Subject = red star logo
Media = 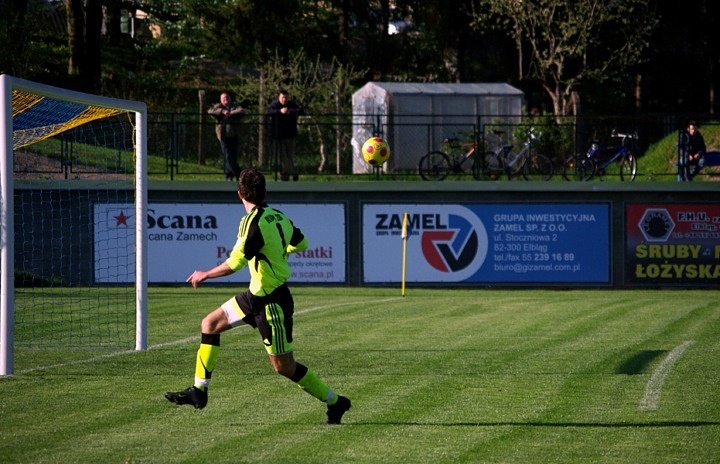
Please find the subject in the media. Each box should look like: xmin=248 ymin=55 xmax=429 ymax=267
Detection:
xmin=114 ymin=210 xmax=130 ymax=226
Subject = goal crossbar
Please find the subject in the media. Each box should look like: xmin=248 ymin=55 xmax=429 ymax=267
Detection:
xmin=0 ymin=74 xmax=148 ymax=375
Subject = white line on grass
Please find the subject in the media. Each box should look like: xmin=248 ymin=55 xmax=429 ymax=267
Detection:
xmin=639 ymin=340 xmax=694 ymax=411
xmin=16 ymin=296 xmax=402 ymax=375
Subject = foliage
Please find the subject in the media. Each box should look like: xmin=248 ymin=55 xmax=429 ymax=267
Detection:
xmin=0 ymin=1 xmax=68 ymax=81
xmin=228 ymin=48 xmax=366 ymax=171
xmin=478 ymin=0 xmax=658 ymax=117
xmin=2 ymin=1 xmax=718 ymax=122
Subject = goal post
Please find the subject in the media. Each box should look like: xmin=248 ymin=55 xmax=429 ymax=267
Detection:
xmin=0 ymin=74 xmax=148 ymax=376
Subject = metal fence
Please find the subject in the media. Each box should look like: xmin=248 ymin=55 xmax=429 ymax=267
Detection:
xmin=146 ymin=112 xmax=356 ymax=180
xmin=13 ymin=112 xmax=718 ymax=180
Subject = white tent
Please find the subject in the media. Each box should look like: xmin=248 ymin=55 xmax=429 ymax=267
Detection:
xmin=351 ymin=82 xmax=525 ymax=173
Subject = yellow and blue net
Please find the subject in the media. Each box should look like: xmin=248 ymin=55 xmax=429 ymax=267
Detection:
xmin=12 ymin=89 xmax=125 ymax=149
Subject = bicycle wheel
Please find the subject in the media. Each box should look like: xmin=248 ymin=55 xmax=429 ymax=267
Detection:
xmin=418 ymin=151 xmax=450 ymax=180
xmin=563 ymin=155 xmax=595 ymax=181
xmin=600 ymin=154 xmax=632 ymax=180
xmin=619 ymin=153 xmax=637 ymax=181
xmin=522 ymin=152 xmax=554 ymax=181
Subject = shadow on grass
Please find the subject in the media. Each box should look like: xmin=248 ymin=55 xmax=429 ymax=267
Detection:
xmin=348 ymin=421 xmax=720 ymax=428
xmin=616 ymin=350 xmax=668 ymax=375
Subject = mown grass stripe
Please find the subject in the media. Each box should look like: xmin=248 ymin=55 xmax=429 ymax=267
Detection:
xmin=14 ymin=296 xmax=403 ymax=375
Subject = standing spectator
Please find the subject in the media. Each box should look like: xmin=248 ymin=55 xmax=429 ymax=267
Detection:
xmin=267 ymin=89 xmax=304 ymax=181
xmin=208 ymin=92 xmax=245 ymax=181
xmin=678 ymin=120 xmax=706 ymax=181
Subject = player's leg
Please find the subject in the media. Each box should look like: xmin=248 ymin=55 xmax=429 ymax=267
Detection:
xmin=165 ymin=297 xmax=244 ymax=409
xmin=260 ymin=290 xmax=351 ymax=424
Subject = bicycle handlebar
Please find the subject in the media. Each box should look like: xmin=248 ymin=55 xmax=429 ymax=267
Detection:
xmin=527 ymin=128 xmax=542 ymax=141
xmin=611 ymin=129 xmax=638 ymax=140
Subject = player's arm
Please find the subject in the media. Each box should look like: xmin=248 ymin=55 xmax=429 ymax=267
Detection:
xmin=286 ymin=226 xmax=308 ymax=254
xmin=186 ymin=262 xmax=234 ymax=288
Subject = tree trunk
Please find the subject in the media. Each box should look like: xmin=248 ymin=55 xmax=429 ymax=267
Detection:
xmin=66 ymin=0 xmax=84 ymax=77
xmin=335 ymin=81 xmax=343 ymax=174
xmin=198 ymin=90 xmax=206 ymax=165
xmin=65 ymin=0 xmax=102 ymax=92
xmin=85 ymin=0 xmax=102 ymax=92
xmin=258 ymin=67 xmax=267 ymax=167
xmin=635 ymin=73 xmax=643 ymax=113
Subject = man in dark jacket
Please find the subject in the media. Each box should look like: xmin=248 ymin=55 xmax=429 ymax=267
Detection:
xmin=678 ymin=120 xmax=706 ymax=181
xmin=208 ymin=92 xmax=245 ymax=181
xmin=267 ymin=89 xmax=304 ymax=181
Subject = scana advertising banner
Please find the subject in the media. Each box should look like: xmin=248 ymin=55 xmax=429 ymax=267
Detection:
xmin=363 ymin=203 xmax=610 ymax=284
xmin=94 ymin=203 xmax=346 ymax=284
xmin=625 ymin=203 xmax=720 ymax=285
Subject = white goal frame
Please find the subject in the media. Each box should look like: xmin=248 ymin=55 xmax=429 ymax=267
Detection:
xmin=0 ymin=74 xmax=148 ymax=376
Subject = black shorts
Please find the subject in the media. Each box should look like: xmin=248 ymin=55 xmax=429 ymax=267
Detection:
xmin=221 ymin=284 xmax=295 ymax=355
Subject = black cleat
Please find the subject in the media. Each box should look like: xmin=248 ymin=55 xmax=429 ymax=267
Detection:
xmin=165 ymin=386 xmax=208 ymax=410
xmin=326 ymin=395 xmax=351 ymax=425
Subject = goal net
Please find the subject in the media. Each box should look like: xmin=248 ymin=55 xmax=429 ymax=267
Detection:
xmin=1 ymin=75 xmax=148 ymax=375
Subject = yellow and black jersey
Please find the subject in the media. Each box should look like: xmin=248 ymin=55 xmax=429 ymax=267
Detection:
xmin=225 ymin=204 xmax=307 ymax=295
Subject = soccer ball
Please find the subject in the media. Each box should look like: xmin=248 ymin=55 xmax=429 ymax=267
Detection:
xmin=361 ymin=137 xmax=391 ymax=166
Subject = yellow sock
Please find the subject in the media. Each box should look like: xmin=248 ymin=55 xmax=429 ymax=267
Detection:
xmin=291 ymin=363 xmax=337 ymax=404
xmin=194 ymin=333 xmax=220 ymax=390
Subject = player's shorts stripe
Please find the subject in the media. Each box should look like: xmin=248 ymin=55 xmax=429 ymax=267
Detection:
xmin=267 ymin=302 xmax=285 ymax=354
xmin=275 ymin=303 xmax=286 ymax=353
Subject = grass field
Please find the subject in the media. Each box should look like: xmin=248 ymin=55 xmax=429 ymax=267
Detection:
xmin=1 ymin=287 xmax=719 ymax=463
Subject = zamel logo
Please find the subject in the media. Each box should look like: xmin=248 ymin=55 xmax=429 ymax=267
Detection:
xmin=422 ymin=215 xmax=476 ymax=271
xmin=418 ymin=205 xmax=488 ymax=280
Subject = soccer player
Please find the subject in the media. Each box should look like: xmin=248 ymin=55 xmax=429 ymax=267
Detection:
xmin=165 ymin=168 xmax=351 ymax=425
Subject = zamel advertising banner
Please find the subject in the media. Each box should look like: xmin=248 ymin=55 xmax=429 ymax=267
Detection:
xmin=626 ymin=203 xmax=720 ymax=285
xmin=94 ymin=203 xmax=346 ymax=284
xmin=363 ymin=203 xmax=610 ymax=284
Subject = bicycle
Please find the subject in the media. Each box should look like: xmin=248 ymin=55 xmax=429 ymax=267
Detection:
xmin=477 ymin=128 xmax=554 ymax=181
xmin=563 ymin=130 xmax=638 ymax=181
xmin=418 ymin=132 xmax=481 ymax=180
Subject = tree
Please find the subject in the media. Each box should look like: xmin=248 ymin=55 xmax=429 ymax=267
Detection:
xmin=411 ymin=0 xmax=479 ymax=82
xmin=232 ymin=49 xmax=365 ymax=172
xmin=478 ymin=0 xmax=658 ymax=117
xmin=641 ymin=0 xmax=720 ymax=114
xmin=0 ymin=1 xmax=67 ymax=81
xmin=65 ymin=0 xmax=103 ymax=92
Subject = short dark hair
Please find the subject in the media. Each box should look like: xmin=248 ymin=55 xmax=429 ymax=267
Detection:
xmin=238 ymin=168 xmax=266 ymax=204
